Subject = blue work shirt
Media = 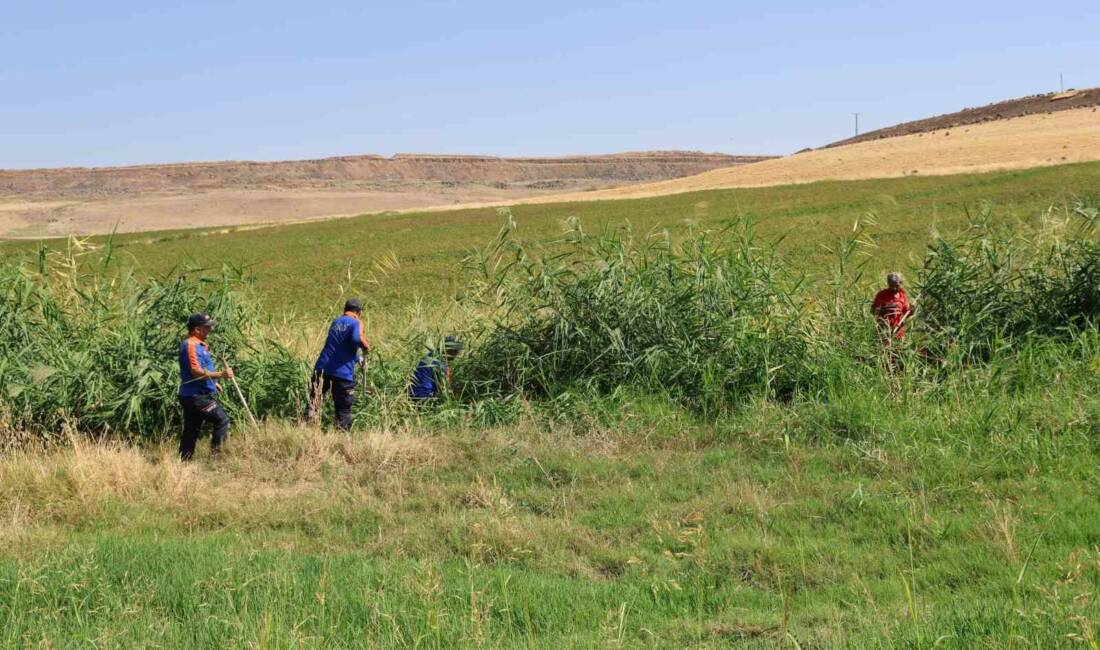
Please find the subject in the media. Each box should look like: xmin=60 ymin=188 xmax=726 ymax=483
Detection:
xmin=314 ymin=312 xmax=370 ymax=381
xmin=409 ymin=352 xmax=449 ymax=399
xmin=179 ymin=336 xmax=217 ymax=397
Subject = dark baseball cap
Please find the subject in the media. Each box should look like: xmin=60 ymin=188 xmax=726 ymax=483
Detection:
xmin=443 ymin=335 xmax=464 ymax=351
xmin=344 ymin=298 xmax=363 ymax=313
xmin=186 ymin=313 xmax=216 ymax=329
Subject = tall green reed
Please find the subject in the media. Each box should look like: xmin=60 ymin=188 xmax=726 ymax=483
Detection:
xmin=455 ymin=217 xmax=849 ymax=413
xmin=916 ymin=198 xmax=1100 ymax=360
xmin=1 ymin=198 xmax=1096 ymax=441
xmin=0 ymin=237 xmax=304 ymax=441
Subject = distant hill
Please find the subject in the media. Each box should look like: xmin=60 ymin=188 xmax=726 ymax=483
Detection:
xmin=0 ymin=151 xmax=771 ymax=199
xmin=824 ymin=87 xmax=1100 ymax=148
xmin=0 ymin=151 xmax=773 ymax=238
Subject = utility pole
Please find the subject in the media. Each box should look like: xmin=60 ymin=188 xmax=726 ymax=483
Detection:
xmin=853 ymin=112 xmax=860 ymax=136
xmin=1060 ymin=73 xmax=1064 ymax=93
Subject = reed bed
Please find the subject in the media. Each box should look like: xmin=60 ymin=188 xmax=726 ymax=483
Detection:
xmin=1 ymin=200 xmax=1097 ymax=442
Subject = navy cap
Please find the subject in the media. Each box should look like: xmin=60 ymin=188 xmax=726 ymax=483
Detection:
xmin=344 ymin=298 xmax=363 ymax=313
xmin=443 ymin=335 xmax=464 ymax=351
xmin=187 ymin=313 xmax=216 ymax=329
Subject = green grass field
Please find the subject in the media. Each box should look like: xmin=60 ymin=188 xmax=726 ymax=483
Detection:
xmin=3 ymin=162 xmax=1100 ymax=647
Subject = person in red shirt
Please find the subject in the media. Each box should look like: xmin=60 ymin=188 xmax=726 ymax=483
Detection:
xmin=871 ymin=272 xmax=914 ymax=342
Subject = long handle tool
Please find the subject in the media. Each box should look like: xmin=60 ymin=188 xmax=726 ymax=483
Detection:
xmin=221 ymin=355 xmax=258 ymax=426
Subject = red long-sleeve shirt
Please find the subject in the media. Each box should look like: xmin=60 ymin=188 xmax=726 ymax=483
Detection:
xmin=872 ymin=288 xmax=912 ymax=340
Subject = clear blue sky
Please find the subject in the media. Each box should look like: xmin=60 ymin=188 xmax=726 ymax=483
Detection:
xmin=2 ymin=1 xmax=1097 ymax=168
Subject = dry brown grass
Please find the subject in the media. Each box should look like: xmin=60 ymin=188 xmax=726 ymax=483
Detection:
xmin=0 ymin=423 xmax=446 ymax=535
xmin=0 ymin=417 xmax=724 ymax=579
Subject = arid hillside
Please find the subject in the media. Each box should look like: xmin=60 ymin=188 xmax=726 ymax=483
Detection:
xmin=825 ymin=87 xmax=1100 ymax=148
xmin=0 ymin=152 xmax=768 ymax=237
xmin=521 ymin=106 xmax=1100 ymax=203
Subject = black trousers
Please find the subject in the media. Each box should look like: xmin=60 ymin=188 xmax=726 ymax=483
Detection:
xmin=306 ymin=371 xmax=356 ymax=430
xmin=179 ymin=394 xmax=230 ymax=460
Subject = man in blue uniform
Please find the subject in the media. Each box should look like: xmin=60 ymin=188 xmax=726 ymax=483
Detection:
xmin=178 ymin=313 xmax=234 ymax=460
xmin=409 ymin=336 xmax=463 ymax=401
xmin=307 ymin=299 xmax=371 ymax=430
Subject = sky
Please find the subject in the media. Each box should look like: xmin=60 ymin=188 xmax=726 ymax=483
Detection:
xmin=2 ymin=1 xmax=1098 ymax=168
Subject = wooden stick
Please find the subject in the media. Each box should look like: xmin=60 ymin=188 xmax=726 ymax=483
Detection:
xmin=221 ymin=355 xmax=258 ymax=427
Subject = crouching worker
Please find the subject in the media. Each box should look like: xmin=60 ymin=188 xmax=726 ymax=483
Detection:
xmin=306 ymin=299 xmax=371 ymax=430
xmin=409 ymin=336 xmax=463 ymax=402
xmin=178 ymin=313 xmax=234 ymax=460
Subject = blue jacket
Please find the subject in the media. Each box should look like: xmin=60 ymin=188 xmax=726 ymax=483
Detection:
xmin=314 ymin=312 xmax=370 ymax=381
xmin=410 ymin=352 xmax=449 ymax=399
xmin=179 ymin=336 xmax=217 ymax=397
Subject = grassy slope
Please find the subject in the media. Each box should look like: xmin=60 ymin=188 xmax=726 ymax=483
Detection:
xmin=3 ymin=162 xmax=1100 ymax=647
